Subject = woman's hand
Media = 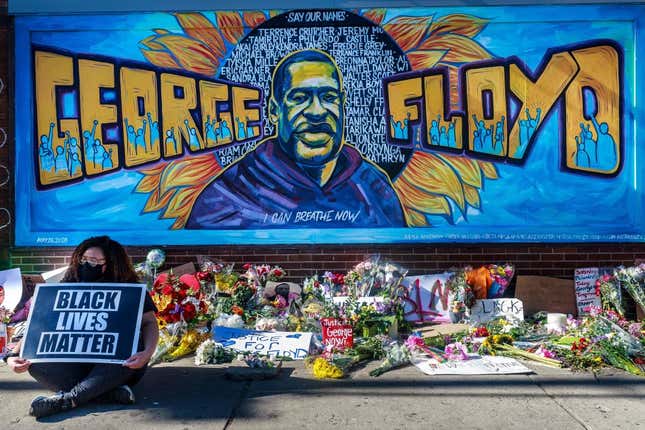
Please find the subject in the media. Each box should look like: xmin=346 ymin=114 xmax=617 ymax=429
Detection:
xmin=7 ymin=356 xmax=31 ymax=373
xmin=123 ymin=350 xmax=153 ymax=369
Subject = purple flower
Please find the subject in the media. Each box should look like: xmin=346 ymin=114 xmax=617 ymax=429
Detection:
xmin=628 ymin=323 xmax=642 ymax=338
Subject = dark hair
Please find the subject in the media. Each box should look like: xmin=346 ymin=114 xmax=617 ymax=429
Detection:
xmin=271 ymin=49 xmax=342 ymax=101
xmin=61 ymin=235 xmax=139 ymax=283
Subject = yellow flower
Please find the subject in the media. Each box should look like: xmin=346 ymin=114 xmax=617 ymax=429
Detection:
xmin=312 ymin=358 xmax=344 ymax=379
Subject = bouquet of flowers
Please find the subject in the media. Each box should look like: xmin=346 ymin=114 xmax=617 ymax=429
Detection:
xmin=369 ymin=341 xmax=413 ymax=377
xmin=194 ymin=339 xmax=236 ymax=365
xmin=151 ymin=272 xmax=208 ymax=326
xmin=596 ymin=273 xmax=625 ymax=315
xmin=345 ymin=256 xmax=407 ymax=299
xmin=149 ymin=272 xmax=209 ymax=363
xmin=486 ymin=263 xmax=514 ymax=298
xmin=446 ymin=269 xmax=475 ymax=310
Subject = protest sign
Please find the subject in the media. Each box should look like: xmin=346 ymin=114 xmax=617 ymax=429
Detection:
xmin=321 ymin=318 xmax=353 ymax=350
xmin=21 ymin=283 xmax=146 ymax=363
xmin=574 ymin=268 xmax=604 ymax=315
xmin=213 ymin=326 xmax=312 ymax=359
xmin=470 ymin=299 xmax=524 ymax=323
xmin=0 ymin=268 xmax=24 ymax=312
xmin=413 ymin=355 xmax=532 ymax=375
xmin=402 ymin=272 xmax=454 ymax=323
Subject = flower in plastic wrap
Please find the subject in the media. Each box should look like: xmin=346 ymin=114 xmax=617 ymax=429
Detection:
xmin=444 ymin=342 xmax=469 ymax=361
xmin=312 ymin=357 xmax=344 ymax=379
xmin=146 ymin=248 xmax=166 ymax=269
xmin=369 ymin=343 xmax=412 ymax=377
xmin=214 ymin=313 xmax=244 ymax=328
xmin=255 ymin=317 xmax=283 ymax=331
xmin=241 ymin=352 xmax=277 ymax=368
xmin=195 ymin=339 xmax=235 ymax=365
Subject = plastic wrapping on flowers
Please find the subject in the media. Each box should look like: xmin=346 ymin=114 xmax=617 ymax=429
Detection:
xmin=149 ymin=272 xmax=210 ymax=364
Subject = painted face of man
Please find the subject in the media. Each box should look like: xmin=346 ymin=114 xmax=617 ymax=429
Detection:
xmin=271 ymin=60 xmax=345 ymax=166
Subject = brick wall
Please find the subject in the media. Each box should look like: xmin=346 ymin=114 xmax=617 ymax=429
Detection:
xmin=9 ymin=243 xmax=645 ymax=282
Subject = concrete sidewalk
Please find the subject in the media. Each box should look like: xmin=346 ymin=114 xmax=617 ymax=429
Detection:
xmin=1 ymin=358 xmax=644 ymax=430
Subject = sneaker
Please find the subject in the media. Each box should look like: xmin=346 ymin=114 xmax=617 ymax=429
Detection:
xmin=95 ymin=385 xmax=135 ymax=405
xmin=29 ymin=392 xmax=74 ymax=418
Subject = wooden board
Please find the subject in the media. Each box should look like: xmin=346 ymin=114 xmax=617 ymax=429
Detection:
xmin=514 ymin=275 xmax=578 ymax=317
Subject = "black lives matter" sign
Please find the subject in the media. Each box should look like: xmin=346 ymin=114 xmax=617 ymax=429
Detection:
xmin=21 ymin=283 xmax=146 ymax=363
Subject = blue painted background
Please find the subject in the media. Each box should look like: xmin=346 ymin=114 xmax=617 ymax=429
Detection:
xmin=13 ymin=5 xmax=645 ymax=245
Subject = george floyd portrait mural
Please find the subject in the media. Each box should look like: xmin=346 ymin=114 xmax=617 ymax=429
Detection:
xmin=13 ymin=6 xmax=645 ymax=245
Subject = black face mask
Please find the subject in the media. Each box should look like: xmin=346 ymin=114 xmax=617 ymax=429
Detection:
xmin=78 ymin=262 xmax=105 ymax=282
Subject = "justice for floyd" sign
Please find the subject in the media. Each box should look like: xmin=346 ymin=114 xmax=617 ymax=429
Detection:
xmin=21 ymin=283 xmax=146 ymax=363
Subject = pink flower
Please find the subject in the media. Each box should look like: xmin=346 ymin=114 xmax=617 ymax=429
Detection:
xmin=535 ymin=346 xmax=556 ymax=359
xmin=587 ymin=305 xmax=602 ymax=317
xmin=404 ymin=335 xmax=425 ymax=351
xmin=444 ymin=342 xmax=469 ymax=361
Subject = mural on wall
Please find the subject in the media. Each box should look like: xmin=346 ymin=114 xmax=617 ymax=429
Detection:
xmin=13 ymin=5 xmax=645 ymax=245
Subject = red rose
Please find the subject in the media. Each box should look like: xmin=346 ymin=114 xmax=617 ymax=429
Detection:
xmin=196 ymin=271 xmax=211 ymax=282
xmin=243 ymin=263 xmax=252 ymax=270
xmin=182 ymin=302 xmax=197 ymax=321
xmin=273 ymin=268 xmax=283 ymax=277
xmin=161 ymin=285 xmax=174 ymax=296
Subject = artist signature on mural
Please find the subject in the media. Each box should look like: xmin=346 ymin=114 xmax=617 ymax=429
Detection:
xmin=36 ymin=237 xmax=69 ymax=244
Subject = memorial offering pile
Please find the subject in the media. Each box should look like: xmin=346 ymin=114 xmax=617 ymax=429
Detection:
xmin=139 ymin=252 xmax=644 ymax=378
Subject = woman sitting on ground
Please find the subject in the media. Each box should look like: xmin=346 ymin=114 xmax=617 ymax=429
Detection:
xmin=4 ymin=235 xmax=159 ymax=418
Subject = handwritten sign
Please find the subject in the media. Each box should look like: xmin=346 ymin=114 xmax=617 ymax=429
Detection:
xmin=321 ymin=318 xmax=353 ymax=350
xmin=213 ymin=326 xmax=313 ymax=359
xmin=402 ymin=273 xmax=454 ymax=323
xmin=413 ymin=354 xmax=532 ymax=375
xmin=470 ymin=299 xmax=524 ymax=323
xmin=574 ymin=268 xmax=602 ymax=315
xmin=21 ymin=283 xmax=146 ymax=363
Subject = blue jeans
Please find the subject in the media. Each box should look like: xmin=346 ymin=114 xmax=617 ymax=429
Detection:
xmin=28 ymin=362 xmax=146 ymax=405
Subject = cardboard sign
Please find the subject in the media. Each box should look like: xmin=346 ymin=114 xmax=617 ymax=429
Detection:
xmin=574 ymin=268 xmax=603 ymax=315
xmin=21 ymin=283 xmax=146 ymax=363
xmin=413 ymin=354 xmax=532 ymax=375
xmin=213 ymin=326 xmax=312 ymax=359
xmin=470 ymin=299 xmax=524 ymax=323
xmin=320 ymin=318 xmax=353 ymax=350
xmin=161 ymin=262 xmax=197 ymax=277
xmin=0 ymin=268 xmax=24 ymax=312
xmin=402 ymin=273 xmax=454 ymax=323
xmin=514 ymin=276 xmax=577 ymax=317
